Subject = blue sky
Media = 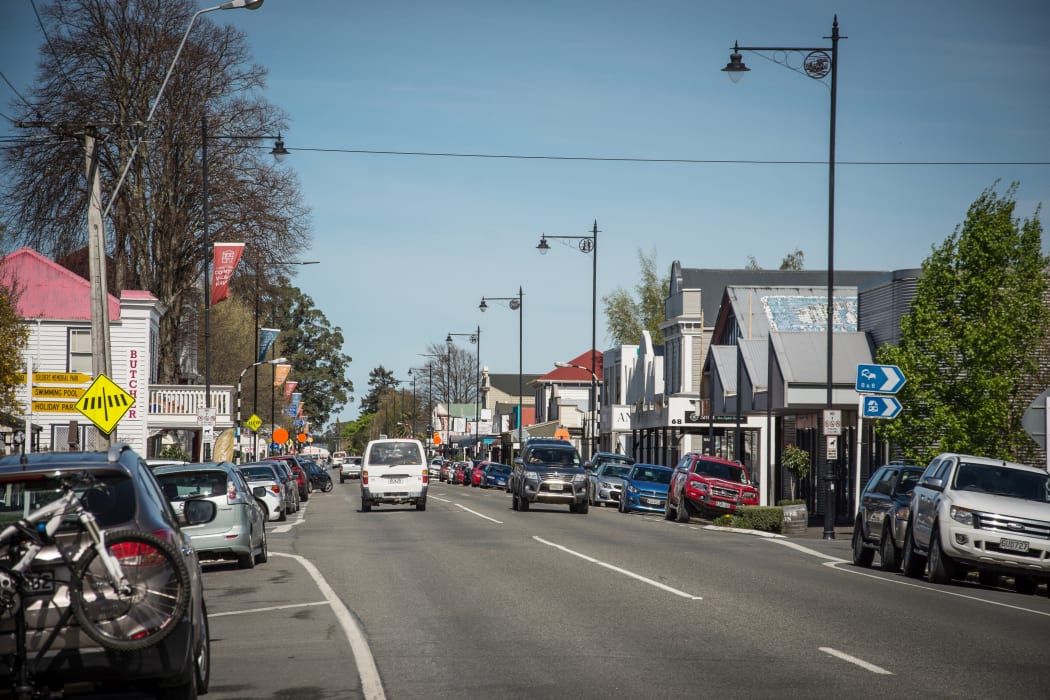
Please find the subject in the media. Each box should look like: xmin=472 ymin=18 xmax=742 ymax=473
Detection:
xmin=2 ymin=0 xmax=1049 ymax=427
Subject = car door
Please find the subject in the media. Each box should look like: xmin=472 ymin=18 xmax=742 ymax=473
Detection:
xmin=913 ymin=457 xmax=950 ymax=546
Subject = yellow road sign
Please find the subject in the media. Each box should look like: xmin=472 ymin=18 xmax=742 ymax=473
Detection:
xmin=15 ymin=372 xmax=92 ymax=384
xmin=246 ymin=414 xmax=262 ymax=432
xmin=75 ymin=374 xmax=135 ymax=435
xmin=32 ymin=401 xmax=81 ymax=414
xmin=32 ymin=386 xmax=85 ymax=400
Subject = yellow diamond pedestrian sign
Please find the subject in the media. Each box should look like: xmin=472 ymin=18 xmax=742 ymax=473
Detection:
xmin=75 ymin=373 xmax=135 ymax=435
xmin=246 ymin=414 xmax=262 ymax=432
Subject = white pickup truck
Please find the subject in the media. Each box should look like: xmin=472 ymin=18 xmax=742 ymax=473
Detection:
xmin=902 ymin=452 xmax=1050 ymax=594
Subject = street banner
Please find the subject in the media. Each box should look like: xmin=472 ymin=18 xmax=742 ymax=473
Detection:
xmin=258 ymin=328 xmax=280 ymax=363
xmin=211 ymin=242 xmax=245 ymax=304
xmin=273 ymin=364 xmax=291 ymax=388
xmin=285 ymin=381 xmax=298 ymax=402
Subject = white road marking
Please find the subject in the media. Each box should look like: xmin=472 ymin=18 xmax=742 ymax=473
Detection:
xmin=819 ymin=647 xmax=893 ymax=675
xmin=271 ymin=504 xmax=308 ymax=533
xmin=209 ymin=600 xmax=328 ymax=618
xmin=772 ymin=539 xmax=849 ymax=562
xmin=455 ymin=503 xmax=503 ymax=524
xmin=430 ymin=495 xmax=452 ymax=503
xmin=271 ymin=552 xmax=386 ymax=700
xmin=533 ymin=536 xmax=703 ymax=600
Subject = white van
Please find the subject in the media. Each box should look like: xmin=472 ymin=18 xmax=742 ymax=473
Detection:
xmin=360 ymin=438 xmax=429 ymax=512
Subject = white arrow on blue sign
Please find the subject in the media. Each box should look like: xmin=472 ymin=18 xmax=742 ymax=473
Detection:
xmin=862 ymin=395 xmax=902 ymax=419
xmin=856 ymin=364 xmax=906 ymax=394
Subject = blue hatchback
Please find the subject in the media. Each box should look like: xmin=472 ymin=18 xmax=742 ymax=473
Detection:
xmin=619 ymin=464 xmax=673 ymax=514
xmin=481 ymin=463 xmax=512 ymax=490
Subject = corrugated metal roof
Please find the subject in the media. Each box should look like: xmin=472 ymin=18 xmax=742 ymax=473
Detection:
xmin=770 ymin=332 xmax=873 ymax=384
xmin=3 ymin=247 xmax=120 ymax=321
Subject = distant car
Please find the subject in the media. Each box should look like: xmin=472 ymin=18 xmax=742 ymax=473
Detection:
xmin=470 ymin=462 xmax=486 ymax=487
xmin=584 ymin=451 xmax=635 ymax=472
xmin=239 ymin=462 xmax=290 ymax=521
xmin=153 ymin=462 xmax=268 ymax=570
xmin=301 ymin=459 xmax=334 ymax=492
xmin=481 ymin=463 xmax=512 ymax=489
xmin=588 ymin=462 xmax=633 ymax=506
xmin=428 ymin=458 xmax=443 ymax=479
xmin=439 ymin=460 xmax=454 ymax=483
xmin=451 ymin=462 xmax=471 ymax=485
xmin=620 ymin=464 xmax=673 ymax=514
xmin=266 ymin=455 xmax=311 ymax=501
xmin=0 ymin=445 xmax=213 ymax=697
xmin=268 ymin=459 xmax=301 ymax=513
xmin=340 ymin=455 xmax=363 ymax=482
xmin=850 ymin=462 xmax=925 ymax=572
xmin=360 ymin=438 xmax=429 ymax=511
xmin=332 ymin=451 xmax=347 ymax=467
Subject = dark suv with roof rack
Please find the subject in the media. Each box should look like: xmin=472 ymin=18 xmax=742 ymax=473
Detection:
xmin=510 ymin=438 xmax=589 ymax=513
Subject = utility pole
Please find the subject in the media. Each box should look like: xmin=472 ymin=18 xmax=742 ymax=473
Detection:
xmin=85 ymin=127 xmax=113 ymax=449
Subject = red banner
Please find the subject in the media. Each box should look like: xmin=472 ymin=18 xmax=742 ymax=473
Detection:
xmin=211 ymin=242 xmax=245 ymax=304
xmin=284 ymin=381 xmax=298 ymax=402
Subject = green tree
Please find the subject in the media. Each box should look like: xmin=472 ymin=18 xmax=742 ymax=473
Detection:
xmin=0 ymin=275 xmax=30 ymax=417
xmin=746 ymin=248 xmax=804 ymax=270
xmin=360 ymin=367 xmax=397 ymax=415
xmin=603 ymin=249 xmax=667 ymax=346
xmin=876 ymin=183 xmax=1048 ymax=463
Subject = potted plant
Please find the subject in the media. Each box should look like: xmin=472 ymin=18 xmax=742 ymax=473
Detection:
xmin=779 ymin=444 xmax=811 ymax=535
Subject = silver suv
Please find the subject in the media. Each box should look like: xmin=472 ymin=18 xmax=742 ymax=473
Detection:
xmin=902 ymin=453 xmax=1050 ymax=593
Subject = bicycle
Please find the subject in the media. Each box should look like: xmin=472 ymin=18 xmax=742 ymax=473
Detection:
xmin=0 ymin=470 xmax=191 ymax=691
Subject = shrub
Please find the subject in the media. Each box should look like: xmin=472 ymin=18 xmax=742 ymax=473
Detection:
xmin=735 ymin=506 xmax=784 ymax=533
xmin=712 ymin=514 xmax=735 ymax=527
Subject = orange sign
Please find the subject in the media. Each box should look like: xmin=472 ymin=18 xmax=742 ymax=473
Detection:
xmin=297 ymin=432 xmax=307 ymax=443
xmin=554 ymin=428 xmax=570 ymax=441
xmin=433 ymin=432 xmax=442 ymax=445
xmin=272 ymin=427 xmax=289 ymax=444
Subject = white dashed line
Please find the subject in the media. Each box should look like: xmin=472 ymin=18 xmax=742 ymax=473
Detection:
xmin=819 ymin=647 xmax=893 ymax=675
xmin=454 ymin=503 xmax=503 ymax=524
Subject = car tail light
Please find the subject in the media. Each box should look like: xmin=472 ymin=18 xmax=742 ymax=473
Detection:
xmin=111 ymin=537 xmax=170 ymax=566
xmin=362 ymin=471 xmax=369 ymax=485
xmin=422 ymin=469 xmax=429 ymax=484
xmin=227 ymin=479 xmax=244 ymax=505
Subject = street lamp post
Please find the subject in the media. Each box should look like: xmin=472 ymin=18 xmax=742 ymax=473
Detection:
xmin=447 ymin=327 xmax=481 ymax=459
xmin=237 ymin=356 xmax=286 ymax=464
xmin=252 ymin=259 xmax=318 ymax=459
xmin=537 ymin=221 xmax=599 ymax=458
xmin=723 ymin=16 xmax=844 ymax=539
xmin=419 ymin=353 xmax=445 ymax=453
xmin=480 ymin=287 xmax=524 ymax=461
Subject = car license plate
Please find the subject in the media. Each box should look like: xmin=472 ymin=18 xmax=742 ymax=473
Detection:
xmin=25 ymin=572 xmax=55 ymax=595
xmin=999 ymin=537 xmax=1029 ymax=553
xmin=643 ymin=498 xmax=663 ymax=505
xmin=387 ymin=478 xmax=403 ymax=485
xmin=548 ymin=483 xmax=563 ymax=492
xmin=715 ymin=500 xmax=731 ymax=508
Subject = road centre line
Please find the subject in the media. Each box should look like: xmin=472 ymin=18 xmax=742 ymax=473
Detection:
xmin=819 ymin=647 xmax=893 ymax=675
xmin=533 ymin=536 xmax=703 ymax=600
xmin=430 ymin=495 xmax=452 ymax=502
xmin=454 ymin=503 xmax=503 ymax=524
xmin=209 ymin=600 xmax=328 ymax=618
xmin=271 ymin=552 xmax=386 ymax=700
xmin=822 ymin=560 xmax=1050 ymax=618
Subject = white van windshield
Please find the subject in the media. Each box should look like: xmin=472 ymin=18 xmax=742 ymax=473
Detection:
xmin=368 ymin=442 xmax=424 ymax=466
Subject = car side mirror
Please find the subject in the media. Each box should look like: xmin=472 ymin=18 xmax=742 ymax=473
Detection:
xmin=514 ymin=457 xmax=524 ymax=466
xmin=184 ymin=498 xmax=217 ymax=526
xmin=921 ymin=477 xmax=945 ymax=492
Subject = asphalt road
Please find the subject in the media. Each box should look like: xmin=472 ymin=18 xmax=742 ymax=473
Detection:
xmin=54 ymin=475 xmax=1050 ymax=699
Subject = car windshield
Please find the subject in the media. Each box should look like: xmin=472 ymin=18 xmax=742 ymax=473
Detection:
xmin=0 ymin=471 xmax=135 ymax=529
xmin=527 ymin=448 xmax=579 ymax=466
xmin=599 ymin=464 xmax=632 ymax=478
xmin=696 ymin=460 xmax=748 ymax=483
xmin=953 ymin=462 xmax=1050 ymax=502
xmin=241 ymin=466 xmax=278 ymax=481
xmin=631 ymin=468 xmax=672 ymax=484
xmin=155 ymin=471 xmax=227 ymax=501
xmin=367 ymin=442 xmax=424 ymax=466
xmin=896 ymin=469 xmax=922 ymax=493
xmin=488 ymin=465 xmax=511 ymax=475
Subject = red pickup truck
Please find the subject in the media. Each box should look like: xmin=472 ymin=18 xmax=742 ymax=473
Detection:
xmin=665 ymin=453 xmax=759 ymax=522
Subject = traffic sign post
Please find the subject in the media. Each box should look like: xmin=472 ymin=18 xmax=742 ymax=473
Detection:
xmin=861 ymin=395 xmax=902 ymax=419
xmin=856 ymin=364 xmax=906 ymax=394
xmin=74 ymin=374 xmax=135 ymax=436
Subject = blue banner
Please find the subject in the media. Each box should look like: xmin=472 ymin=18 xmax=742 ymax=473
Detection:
xmin=258 ymin=328 xmax=280 ymax=363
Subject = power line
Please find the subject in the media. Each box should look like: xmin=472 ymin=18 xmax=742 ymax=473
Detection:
xmin=0 ymin=70 xmax=30 ymax=106
xmin=30 ymin=0 xmax=79 ymax=97
xmin=287 ymin=146 xmax=1050 ymax=167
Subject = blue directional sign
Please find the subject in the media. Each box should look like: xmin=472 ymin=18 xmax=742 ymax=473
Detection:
xmin=856 ymin=364 xmax=906 ymax=394
xmin=862 ymin=396 xmax=902 ymax=419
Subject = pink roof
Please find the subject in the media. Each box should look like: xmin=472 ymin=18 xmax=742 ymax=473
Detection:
xmin=537 ymin=350 xmax=603 ymax=382
xmin=2 ymin=247 xmax=120 ymax=321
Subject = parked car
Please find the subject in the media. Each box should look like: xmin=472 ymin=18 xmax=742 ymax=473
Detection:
xmin=902 ymin=453 xmax=1050 ymax=593
xmin=301 ymin=458 xmax=334 ymax=492
xmin=439 ymin=460 xmax=454 ymax=483
xmin=360 ymin=438 xmax=429 ymax=511
xmin=268 ymin=458 xmax=301 ymax=513
xmin=0 ymin=445 xmax=214 ymax=698
xmin=428 ymin=458 xmax=443 ymax=479
xmin=481 ymin=462 xmax=512 ymax=489
xmin=153 ymin=462 xmax=268 ymax=570
xmin=267 ymin=455 xmax=310 ymax=501
xmin=239 ymin=462 xmax=291 ymax=521
xmin=470 ymin=462 xmax=486 ymax=487
xmin=850 ymin=462 xmax=925 ymax=571
xmin=588 ymin=462 xmax=633 ymax=506
xmin=584 ymin=451 xmax=635 ymax=471
xmin=510 ymin=438 xmax=589 ymax=513
xmin=619 ymin=464 xmax=674 ymax=514
xmin=451 ymin=461 xmax=471 ymax=485
xmin=340 ymin=455 xmax=363 ymax=482
xmin=665 ymin=453 xmax=758 ymax=522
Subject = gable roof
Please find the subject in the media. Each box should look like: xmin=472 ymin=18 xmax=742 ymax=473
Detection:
xmin=535 ymin=349 xmax=603 ymax=383
xmin=2 ymin=247 xmax=120 ymax=321
xmin=488 ymin=372 xmax=542 ymax=395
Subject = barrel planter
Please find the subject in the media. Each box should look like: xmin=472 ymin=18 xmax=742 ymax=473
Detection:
xmin=781 ymin=503 xmax=808 ymax=536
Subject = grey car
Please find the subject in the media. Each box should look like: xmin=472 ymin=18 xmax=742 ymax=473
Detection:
xmin=154 ymin=462 xmax=268 ymax=569
xmin=850 ymin=462 xmax=924 ymax=572
xmin=588 ymin=462 xmax=633 ymax=506
xmin=240 ymin=462 xmax=290 ymax=521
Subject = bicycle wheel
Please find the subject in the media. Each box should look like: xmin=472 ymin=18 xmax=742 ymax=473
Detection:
xmin=70 ymin=530 xmax=190 ymax=652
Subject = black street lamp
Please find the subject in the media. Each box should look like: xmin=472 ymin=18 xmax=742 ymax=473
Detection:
xmin=479 ymin=287 xmax=524 ymax=460
xmin=723 ymin=16 xmax=844 ymax=539
xmin=447 ymin=327 xmax=481 ymax=459
xmin=419 ymin=353 xmax=445 ymax=451
xmin=537 ymin=221 xmax=599 ymax=458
